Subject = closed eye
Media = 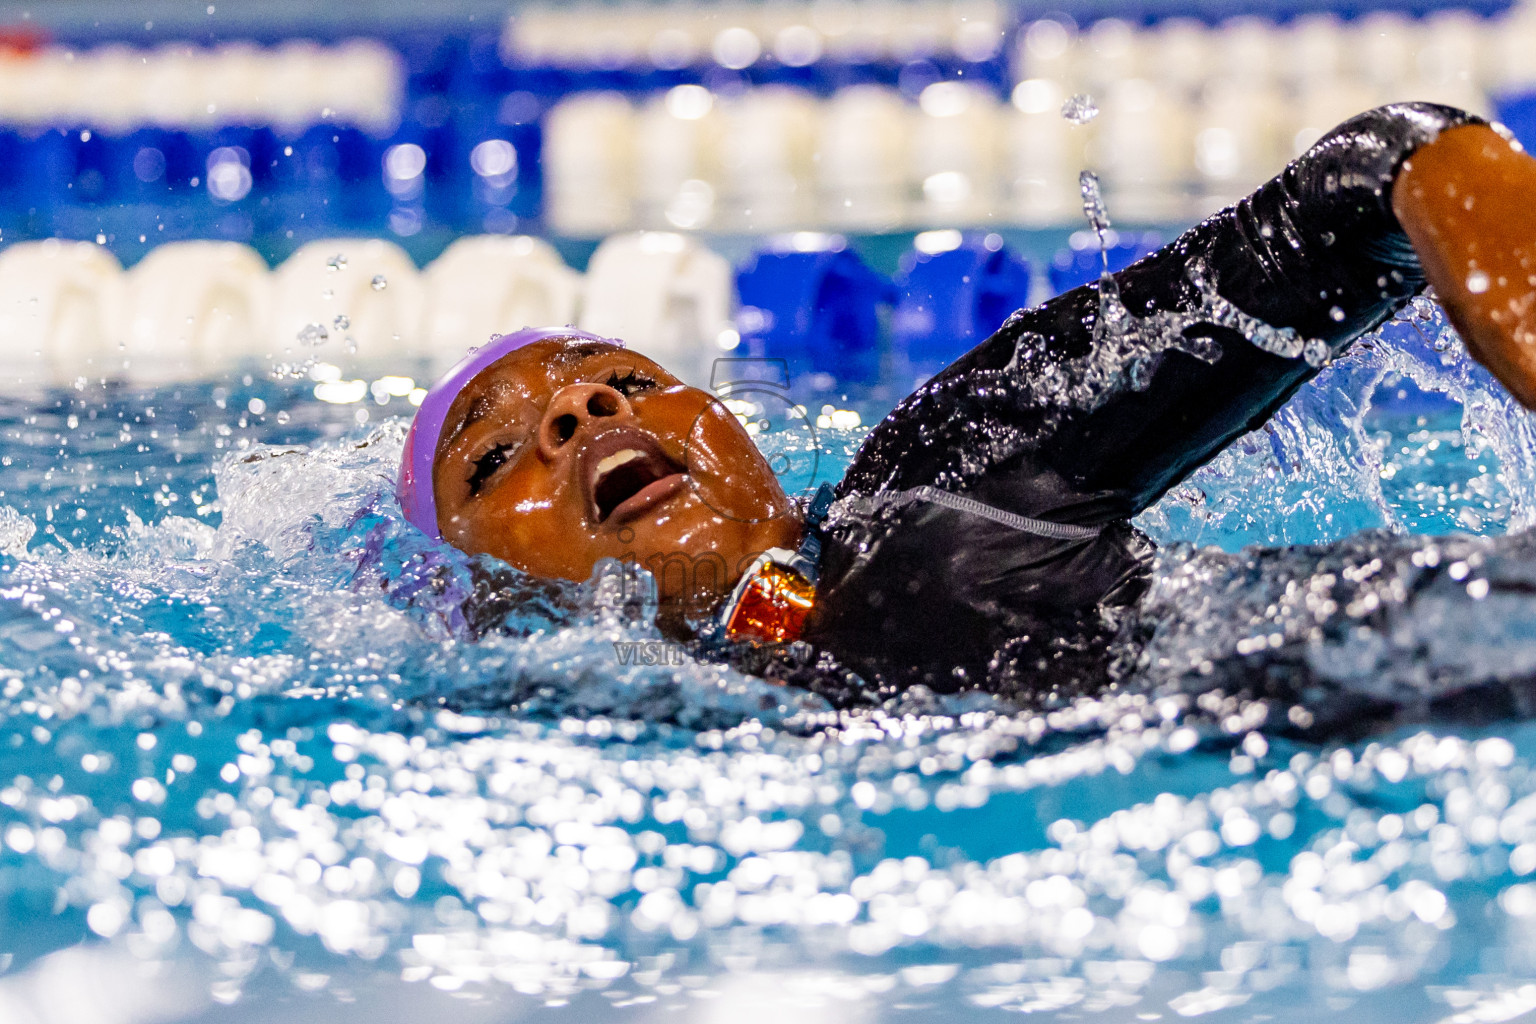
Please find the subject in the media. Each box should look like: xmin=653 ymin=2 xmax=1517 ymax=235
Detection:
xmin=467 ymin=442 xmax=517 ymax=495
xmin=603 ymin=369 xmax=657 ymax=396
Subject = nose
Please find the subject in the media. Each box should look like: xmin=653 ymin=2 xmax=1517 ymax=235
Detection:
xmin=537 ymin=382 xmax=631 ymax=459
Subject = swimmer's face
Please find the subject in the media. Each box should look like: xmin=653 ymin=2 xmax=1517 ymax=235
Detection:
xmin=433 ymin=339 xmax=802 ymax=623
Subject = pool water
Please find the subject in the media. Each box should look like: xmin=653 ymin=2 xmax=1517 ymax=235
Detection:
xmin=5 ymin=307 xmax=1536 ymax=1022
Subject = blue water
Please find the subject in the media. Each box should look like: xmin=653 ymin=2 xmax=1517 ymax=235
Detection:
xmin=6 ymin=308 xmax=1536 ymax=1022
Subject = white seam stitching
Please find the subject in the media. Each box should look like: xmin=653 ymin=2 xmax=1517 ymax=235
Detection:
xmin=834 ymin=487 xmax=1103 ymax=542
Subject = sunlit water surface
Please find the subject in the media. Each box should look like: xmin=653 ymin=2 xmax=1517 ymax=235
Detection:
xmin=6 ymin=310 xmax=1536 ymax=1022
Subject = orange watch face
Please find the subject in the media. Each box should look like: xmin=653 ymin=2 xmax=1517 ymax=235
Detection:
xmin=723 ymin=561 xmax=816 ymax=644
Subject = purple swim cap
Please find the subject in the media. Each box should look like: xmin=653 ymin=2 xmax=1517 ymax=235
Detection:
xmin=397 ymin=327 xmax=622 ymax=539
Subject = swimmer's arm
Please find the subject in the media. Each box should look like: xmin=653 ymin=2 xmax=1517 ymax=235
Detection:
xmin=1394 ymin=123 xmax=1536 ymax=408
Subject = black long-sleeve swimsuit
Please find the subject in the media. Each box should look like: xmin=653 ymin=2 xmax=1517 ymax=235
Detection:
xmin=801 ymin=103 xmax=1484 ymax=701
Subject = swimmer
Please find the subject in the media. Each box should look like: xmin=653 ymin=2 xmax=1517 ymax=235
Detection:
xmin=398 ymin=103 xmax=1536 ymax=701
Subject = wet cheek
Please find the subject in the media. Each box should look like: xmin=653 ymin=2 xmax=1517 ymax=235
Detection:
xmin=499 ymin=516 xmax=597 ymax=578
xmin=697 ymin=448 xmax=788 ymax=519
xmin=478 ymin=479 xmax=575 ymax=555
xmin=661 ymin=509 xmax=727 ymax=546
xmin=690 ymin=420 xmax=764 ymax=482
xmin=510 ymin=497 xmax=555 ymax=515
xmin=623 ymin=503 xmax=726 ymax=555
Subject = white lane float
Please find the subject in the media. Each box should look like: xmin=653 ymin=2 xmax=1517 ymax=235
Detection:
xmin=0 ymin=240 xmax=125 ymax=389
xmin=714 ymin=86 xmax=818 ymax=233
xmin=271 ymin=238 xmax=425 ymax=369
xmin=542 ymin=93 xmax=637 ymax=238
xmin=911 ymin=81 xmax=1004 ymax=226
xmin=579 ymin=231 xmax=734 ymax=387
xmin=422 ymin=235 xmax=582 ymax=376
xmin=122 ymin=241 xmax=272 ymax=383
xmin=816 ymin=85 xmax=909 ymax=231
xmin=1006 ymin=77 xmax=1084 ymax=225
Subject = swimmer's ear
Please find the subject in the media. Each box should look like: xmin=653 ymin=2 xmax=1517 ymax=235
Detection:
xmin=1394 ymin=123 xmax=1536 ymax=409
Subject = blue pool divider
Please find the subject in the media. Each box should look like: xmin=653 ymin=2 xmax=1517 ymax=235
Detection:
xmin=1494 ymin=90 xmax=1536 ymax=155
xmin=735 ymin=242 xmax=893 ymax=385
xmin=892 ymin=235 xmax=1032 ymax=379
xmin=0 ymin=5 xmax=1519 ymax=261
xmin=736 ymin=235 xmax=1043 ymax=387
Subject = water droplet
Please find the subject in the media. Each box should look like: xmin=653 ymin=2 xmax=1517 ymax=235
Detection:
xmin=1079 ymin=170 xmax=1110 ymax=231
xmin=297 ymin=323 xmax=329 ymax=346
xmin=1467 ymin=270 xmax=1490 ymax=294
xmin=333 ymin=314 xmax=351 ymax=330
xmin=1061 ymin=93 xmax=1098 ymax=124
xmin=1329 ymin=306 xmax=1346 ymax=322
xmin=1078 ymin=171 xmax=1113 ymax=273
xmin=370 ymin=275 xmax=388 ymax=291
xmin=326 ymin=254 xmax=347 ymax=272
xmin=1321 ymin=231 xmax=1336 ymax=246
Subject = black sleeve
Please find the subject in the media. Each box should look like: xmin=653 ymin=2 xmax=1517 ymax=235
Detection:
xmin=804 ymin=104 xmax=1483 ymax=693
xmin=839 ymin=102 xmax=1485 ymax=520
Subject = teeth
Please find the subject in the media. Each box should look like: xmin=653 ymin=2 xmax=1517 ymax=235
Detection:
xmin=594 ymin=449 xmax=643 ymax=479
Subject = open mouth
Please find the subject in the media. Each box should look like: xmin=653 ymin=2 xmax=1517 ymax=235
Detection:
xmin=582 ymin=429 xmax=688 ymax=525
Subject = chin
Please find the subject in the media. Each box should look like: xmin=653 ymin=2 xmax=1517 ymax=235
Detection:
xmin=611 ymin=524 xmax=767 ymax=623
